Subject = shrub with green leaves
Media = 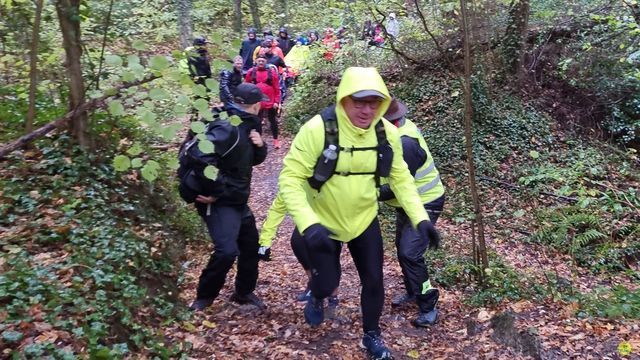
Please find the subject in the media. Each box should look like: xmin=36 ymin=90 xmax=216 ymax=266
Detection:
xmin=0 ymin=138 xmax=194 ymax=357
xmin=578 ymin=285 xmax=640 ymax=319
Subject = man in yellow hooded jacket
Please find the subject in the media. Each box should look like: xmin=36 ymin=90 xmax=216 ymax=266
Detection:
xmin=278 ymin=67 xmax=440 ymax=360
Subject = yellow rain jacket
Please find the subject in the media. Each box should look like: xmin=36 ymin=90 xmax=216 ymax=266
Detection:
xmin=258 ymin=193 xmax=287 ymax=247
xmin=284 ymin=45 xmax=310 ymax=72
xmin=279 ymin=67 xmax=429 ymax=241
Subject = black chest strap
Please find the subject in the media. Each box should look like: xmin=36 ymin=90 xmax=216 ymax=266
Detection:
xmin=307 ymin=105 xmax=391 ymax=191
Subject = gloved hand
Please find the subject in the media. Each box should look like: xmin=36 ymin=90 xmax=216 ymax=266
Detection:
xmin=258 ymin=246 xmax=271 ymax=261
xmin=417 ymin=220 xmax=440 ymax=250
xmin=303 ymin=223 xmax=334 ymax=253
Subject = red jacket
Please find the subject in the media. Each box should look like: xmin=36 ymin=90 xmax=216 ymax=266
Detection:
xmin=245 ymin=66 xmax=281 ymax=109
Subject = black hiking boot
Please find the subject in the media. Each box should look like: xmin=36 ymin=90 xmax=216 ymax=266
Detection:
xmin=391 ymin=293 xmax=415 ymax=307
xmin=297 ymin=288 xmax=312 ymax=302
xmin=304 ymin=296 xmax=324 ymax=327
xmin=188 ymin=298 xmax=214 ymax=311
xmin=326 ymin=295 xmax=339 ymax=318
xmin=360 ymin=330 xmax=393 ymax=359
xmin=414 ymin=289 xmax=439 ymax=327
xmin=229 ymin=292 xmax=267 ymax=310
xmin=413 ymin=309 xmax=438 ymax=327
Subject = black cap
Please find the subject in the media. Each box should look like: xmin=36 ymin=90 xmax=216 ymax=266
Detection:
xmin=193 ymin=37 xmax=207 ymax=46
xmin=248 ymin=27 xmax=257 ymax=34
xmin=233 ymin=83 xmax=269 ymax=105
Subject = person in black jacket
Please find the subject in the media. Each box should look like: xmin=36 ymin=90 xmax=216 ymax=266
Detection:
xmin=219 ymin=56 xmax=244 ymax=106
xmin=240 ymin=28 xmax=261 ymax=73
xmin=277 ymin=27 xmax=296 ymax=56
xmin=186 ymin=37 xmax=212 ymax=86
xmin=262 ymin=46 xmax=286 ymax=70
xmin=188 ymin=83 xmax=269 ymax=312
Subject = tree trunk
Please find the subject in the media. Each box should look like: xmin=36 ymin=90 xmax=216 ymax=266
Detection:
xmin=55 ymin=0 xmax=90 ymax=148
xmin=460 ymin=0 xmax=489 ymax=275
xmin=503 ymin=0 xmax=530 ymax=75
xmin=247 ymin=0 xmax=261 ymax=31
xmin=26 ymin=0 xmax=45 ymax=134
xmin=232 ymin=0 xmax=243 ymax=34
xmin=276 ymin=0 xmax=288 ymax=26
xmin=176 ymin=0 xmax=193 ymax=49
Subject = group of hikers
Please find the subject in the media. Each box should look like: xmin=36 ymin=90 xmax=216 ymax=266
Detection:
xmin=181 ymin=19 xmax=402 ymax=146
xmin=182 ymin=26 xmax=346 ymax=149
xmin=177 ymin=22 xmax=440 ymax=360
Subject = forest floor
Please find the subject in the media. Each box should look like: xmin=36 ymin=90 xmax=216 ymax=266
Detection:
xmin=165 ymin=130 xmax=640 ymax=360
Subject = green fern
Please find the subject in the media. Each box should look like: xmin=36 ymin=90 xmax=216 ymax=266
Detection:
xmin=531 ymin=209 xmax=605 ymax=255
xmin=571 ymin=228 xmax=607 ymax=255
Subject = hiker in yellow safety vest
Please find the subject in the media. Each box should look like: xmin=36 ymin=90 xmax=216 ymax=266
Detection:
xmin=379 ymin=97 xmax=446 ymax=328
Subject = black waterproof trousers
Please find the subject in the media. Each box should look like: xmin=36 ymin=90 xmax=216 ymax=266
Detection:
xmin=196 ymin=204 xmax=260 ymax=300
xmin=395 ymin=195 xmax=445 ymax=312
xmin=303 ymin=219 xmax=384 ymax=333
xmin=290 ymin=229 xmax=311 ymax=270
xmin=260 ymin=108 xmax=279 ymax=140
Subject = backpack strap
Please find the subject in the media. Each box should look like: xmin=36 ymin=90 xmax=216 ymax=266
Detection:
xmin=374 ymin=120 xmax=388 ymax=188
xmin=251 ymin=66 xmax=257 ymax=84
xmin=251 ymin=65 xmax=274 ymax=85
xmin=307 ymin=105 xmax=339 ymax=191
xmin=266 ymin=65 xmax=274 ymax=85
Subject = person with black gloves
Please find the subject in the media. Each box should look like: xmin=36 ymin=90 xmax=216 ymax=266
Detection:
xmin=379 ymin=98 xmax=445 ymax=327
xmin=257 ymin=193 xmax=341 ymax=317
xmin=219 ymin=56 xmax=244 ymax=106
xmin=278 ymin=67 xmax=439 ymax=360
xmin=277 ymin=27 xmax=296 ymax=56
xmin=240 ymin=28 xmax=261 ymax=73
xmin=186 ymin=83 xmax=269 ymax=312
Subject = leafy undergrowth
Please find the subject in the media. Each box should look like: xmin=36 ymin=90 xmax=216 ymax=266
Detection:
xmin=0 ymin=86 xmax=67 ymax=143
xmin=0 ymin=137 xmax=200 ymax=358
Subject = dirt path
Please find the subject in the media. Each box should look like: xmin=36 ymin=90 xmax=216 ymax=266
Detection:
xmin=167 ymin=133 xmax=640 ymax=360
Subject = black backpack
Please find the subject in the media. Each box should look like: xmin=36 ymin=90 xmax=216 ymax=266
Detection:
xmin=307 ymin=105 xmax=393 ymax=191
xmin=177 ymin=120 xmax=239 ymax=203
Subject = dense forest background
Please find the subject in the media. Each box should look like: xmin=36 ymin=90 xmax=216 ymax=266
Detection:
xmin=0 ymin=0 xmax=638 ymax=358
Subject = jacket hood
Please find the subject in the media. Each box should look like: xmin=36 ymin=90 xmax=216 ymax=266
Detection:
xmin=335 ymin=67 xmax=391 ymax=133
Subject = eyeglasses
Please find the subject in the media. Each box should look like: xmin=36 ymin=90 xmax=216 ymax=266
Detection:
xmin=350 ymin=96 xmax=383 ymax=110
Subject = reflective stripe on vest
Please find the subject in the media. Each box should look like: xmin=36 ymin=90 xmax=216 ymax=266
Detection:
xmin=417 ymin=174 xmax=441 ymax=194
xmin=415 ymin=161 xmax=436 ymax=180
xmin=385 ymin=119 xmax=444 ymax=207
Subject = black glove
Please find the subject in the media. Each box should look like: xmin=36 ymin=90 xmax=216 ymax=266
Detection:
xmin=258 ymin=246 xmax=271 ymax=261
xmin=378 ymin=184 xmax=395 ymax=201
xmin=417 ymin=220 xmax=440 ymax=250
xmin=303 ymin=223 xmax=334 ymax=253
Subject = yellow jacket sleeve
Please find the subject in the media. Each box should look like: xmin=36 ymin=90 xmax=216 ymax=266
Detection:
xmin=278 ymin=115 xmax=324 ymax=233
xmin=258 ymin=193 xmax=288 ymax=247
xmin=384 ymin=121 xmax=430 ymax=226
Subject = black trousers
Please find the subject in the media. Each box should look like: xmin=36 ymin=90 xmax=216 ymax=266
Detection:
xmin=303 ymin=219 xmax=384 ymax=333
xmin=395 ymin=195 xmax=445 ymax=311
xmin=260 ymin=108 xmax=278 ymax=140
xmin=196 ymin=204 xmax=260 ymax=299
xmin=290 ymin=229 xmax=312 ymax=271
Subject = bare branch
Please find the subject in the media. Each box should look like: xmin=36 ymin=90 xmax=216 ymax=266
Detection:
xmin=0 ymin=75 xmax=160 ymax=159
xmin=413 ymin=0 xmax=446 ymax=57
